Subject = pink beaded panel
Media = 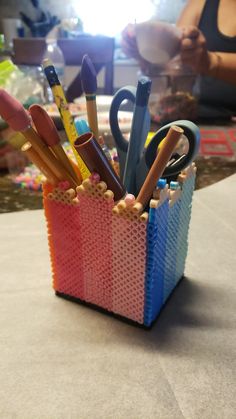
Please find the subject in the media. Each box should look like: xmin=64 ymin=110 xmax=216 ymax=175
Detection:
xmin=76 ymin=180 xmax=114 ymax=310
xmin=111 ymin=210 xmax=147 ymax=324
xmin=43 ymin=188 xmax=84 ymax=299
xmin=43 ymin=179 xmax=148 ymax=324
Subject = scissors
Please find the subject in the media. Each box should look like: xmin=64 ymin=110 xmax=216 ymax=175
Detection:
xmin=109 ymin=82 xmax=151 ymax=187
xmin=109 ymin=86 xmax=200 ymax=195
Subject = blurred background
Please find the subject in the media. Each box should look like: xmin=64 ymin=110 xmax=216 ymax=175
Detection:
xmin=0 ymin=0 xmax=235 ymax=212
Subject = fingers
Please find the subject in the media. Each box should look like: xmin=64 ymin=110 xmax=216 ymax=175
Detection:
xmin=121 ymin=23 xmax=140 ymax=59
xmin=181 ymin=30 xmax=207 ymax=52
xmin=181 ymin=37 xmax=197 ymax=51
xmin=121 ymin=23 xmax=135 ymax=40
xmin=182 ymin=25 xmax=200 ymax=39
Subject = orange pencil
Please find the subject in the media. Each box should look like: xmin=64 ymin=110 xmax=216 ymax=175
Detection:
xmin=0 ymin=89 xmax=78 ymax=188
xmin=21 ymin=141 xmax=59 ymax=186
xmin=135 ymin=125 xmax=183 ymax=208
xmin=29 ymin=104 xmax=81 ymax=184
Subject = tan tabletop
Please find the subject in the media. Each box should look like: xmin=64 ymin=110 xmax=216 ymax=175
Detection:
xmin=0 ymin=175 xmax=235 ymax=419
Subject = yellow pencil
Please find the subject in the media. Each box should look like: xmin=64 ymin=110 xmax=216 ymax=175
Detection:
xmin=42 ymin=58 xmax=90 ymax=180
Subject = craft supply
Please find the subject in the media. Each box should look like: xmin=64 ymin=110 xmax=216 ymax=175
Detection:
xmin=74 ymin=132 xmax=126 ymax=201
xmin=74 ymin=118 xmax=90 ymax=136
xmin=42 ymin=162 xmax=196 ymax=326
xmin=110 ymin=100 xmax=200 ymax=195
xmin=123 ymin=76 xmax=152 ymax=193
xmin=21 ymin=141 xmax=58 ymax=186
xmin=0 ymin=88 xmax=79 ymax=187
xmin=29 ymin=104 xmax=81 ymax=184
xmin=135 ymin=119 xmax=200 ymax=195
xmin=75 ymin=117 xmax=113 ymax=164
xmin=109 ymin=78 xmax=151 ymax=188
xmin=112 ymin=154 xmax=120 ymax=176
xmin=135 ymin=125 xmax=184 ymax=208
xmin=80 ymin=54 xmax=99 ymax=140
xmin=14 ymin=165 xmax=45 ymax=191
xmin=42 ymin=58 xmax=90 ymax=179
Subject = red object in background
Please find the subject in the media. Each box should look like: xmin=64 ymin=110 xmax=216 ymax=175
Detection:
xmin=228 ymin=129 xmax=236 ymax=143
xmin=200 ymin=129 xmax=234 ymax=157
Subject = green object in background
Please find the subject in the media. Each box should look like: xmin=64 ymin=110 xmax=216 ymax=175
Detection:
xmin=0 ymin=34 xmax=5 ymax=51
xmin=0 ymin=60 xmax=17 ymax=87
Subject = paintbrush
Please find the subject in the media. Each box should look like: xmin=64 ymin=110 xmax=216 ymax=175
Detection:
xmin=80 ymin=54 xmax=99 ymax=140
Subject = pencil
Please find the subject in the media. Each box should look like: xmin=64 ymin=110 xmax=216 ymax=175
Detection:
xmin=135 ymin=125 xmax=183 ymax=208
xmin=42 ymin=58 xmax=90 ymax=180
xmin=21 ymin=141 xmax=59 ymax=186
xmin=0 ymin=88 xmax=77 ymax=188
xmin=29 ymin=104 xmax=81 ymax=184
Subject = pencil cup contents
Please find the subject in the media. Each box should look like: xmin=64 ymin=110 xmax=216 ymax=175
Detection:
xmin=43 ymin=163 xmax=196 ymax=327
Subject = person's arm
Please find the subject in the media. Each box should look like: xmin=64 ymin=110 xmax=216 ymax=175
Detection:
xmin=176 ymin=0 xmax=205 ymax=28
xmin=177 ymin=0 xmax=236 ymax=85
xmin=207 ymin=51 xmax=236 ymax=85
xmin=179 ymin=26 xmax=236 ymax=85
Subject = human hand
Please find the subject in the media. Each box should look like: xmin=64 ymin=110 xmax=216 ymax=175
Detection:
xmin=180 ymin=26 xmax=211 ymax=74
xmin=120 ymin=23 xmax=150 ymax=72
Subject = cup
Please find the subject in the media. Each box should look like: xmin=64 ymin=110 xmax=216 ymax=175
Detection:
xmin=135 ymin=20 xmax=181 ymax=66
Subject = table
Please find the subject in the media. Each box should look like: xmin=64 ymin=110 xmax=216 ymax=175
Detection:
xmin=0 ymin=175 xmax=235 ymax=418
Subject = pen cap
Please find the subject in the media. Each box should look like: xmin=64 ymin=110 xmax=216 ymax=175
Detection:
xmin=74 ymin=118 xmax=90 ymax=136
xmin=136 ymin=76 xmax=152 ymax=107
xmin=74 ymin=132 xmax=126 ymax=201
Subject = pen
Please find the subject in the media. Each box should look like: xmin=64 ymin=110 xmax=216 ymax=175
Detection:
xmin=81 ymin=54 xmax=99 ymax=140
xmin=123 ymin=76 xmax=152 ymax=194
xmin=42 ymin=58 xmax=90 ymax=179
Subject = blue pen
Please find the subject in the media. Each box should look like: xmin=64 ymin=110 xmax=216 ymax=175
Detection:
xmin=123 ymin=77 xmax=152 ymax=194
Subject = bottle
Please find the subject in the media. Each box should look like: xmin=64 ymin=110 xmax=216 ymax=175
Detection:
xmin=42 ymin=26 xmax=65 ymax=103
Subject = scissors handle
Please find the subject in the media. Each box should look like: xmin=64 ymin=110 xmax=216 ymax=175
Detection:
xmin=109 ymin=86 xmax=137 ymax=179
xmin=146 ymin=120 xmax=200 ymax=177
xmin=135 ymin=120 xmax=200 ymax=194
xmin=109 ymin=86 xmax=136 ymax=152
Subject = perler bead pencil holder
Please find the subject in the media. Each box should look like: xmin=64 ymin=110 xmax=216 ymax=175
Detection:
xmin=43 ymin=163 xmax=196 ymax=328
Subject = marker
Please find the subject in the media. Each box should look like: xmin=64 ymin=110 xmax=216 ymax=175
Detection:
xmin=135 ymin=125 xmax=184 ymax=208
xmin=123 ymin=76 xmax=152 ymax=194
xmin=74 ymin=132 xmax=126 ymax=201
xmin=42 ymin=58 xmax=90 ymax=179
xmin=29 ymin=104 xmax=81 ymax=184
xmin=75 ymin=117 xmax=112 ymax=164
xmin=80 ymin=54 xmax=99 ymax=140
